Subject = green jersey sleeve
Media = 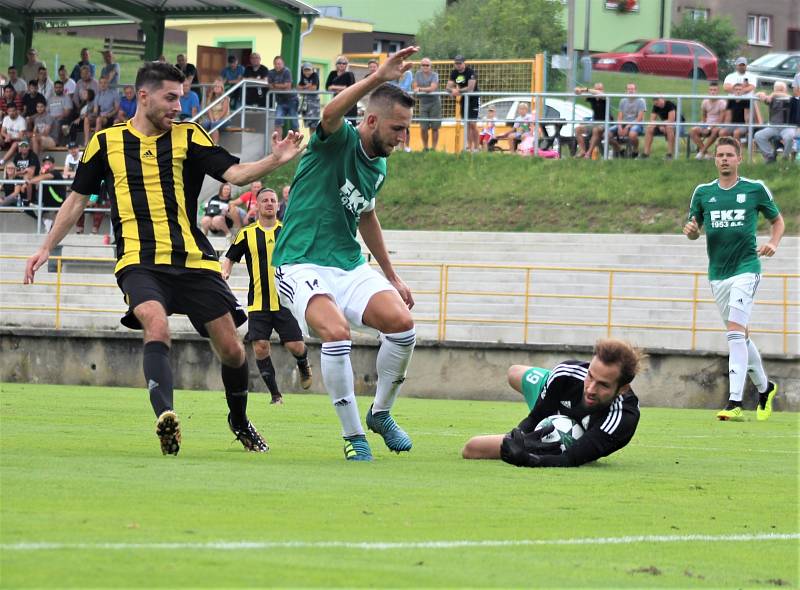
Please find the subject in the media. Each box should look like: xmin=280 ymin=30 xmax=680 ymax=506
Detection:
xmin=311 ymin=121 xmax=354 ymax=152
xmin=688 ymin=185 xmax=705 ymax=227
xmin=754 ymin=181 xmax=780 ymax=220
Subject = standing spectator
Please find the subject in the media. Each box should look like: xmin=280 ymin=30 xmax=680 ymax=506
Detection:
xmin=73 ymin=65 xmax=99 ymax=110
xmin=62 ymin=142 xmax=82 ymax=179
xmin=447 ymin=55 xmax=480 ymax=152
xmin=35 ymin=67 xmax=54 ymax=101
xmin=608 ymin=83 xmax=646 ymax=158
xmin=175 ymin=54 xmax=200 ymax=99
xmin=229 ymin=180 xmax=261 ymax=225
xmin=754 ymin=82 xmax=794 ymax=162
xmin=325 ymin=56 xmax=357 ymax=121
xmin=70 ymin=48 xmax=96 ymax=82
xmin=58 ymin=66 xmax=76 ymax=96
xmin=178 ymin=78 xmax=200 ymax=121
xmin=26 ymin=155 xmax=66 ymax=224
xmin=391 ymin=69 xmax=413 ymax=93
xmin=277 ymin=184 xmax=289 ymax=221
xmin=6 ymin=67 xmax=27 ymax=96
xmin=0 ymin=105 xmax=27 ymax=165
xmin=46 ymin=80 xmax=72 ymax=144
xmin=115 ymin=85 xmax=137 ymax=123
xmin=11 ymin=139 xmax=40 ymax=203
xmin=642 ymin=96 xmax=684 ymax=160
xmin=719 ymin=83 xmax=750 ymax=142
xmin=243 ymin=52 xmax=269 ymax=107
xmin=690 ymin=81 xmax=727 ymax=159
xmin=574 ymin=82 xmax=607 ymax=159
xmin=268 ymin=56 xmax=298 ymax=132
xmin=365 ymin=59 xmax=379 ymax=77
xmin=413 ymin=57 xmax=441 ymax=151
xmin=22 ymin=48 xmax=46 ymax=84
xmin=201 ymin=79 xmax=230 ymax=143
xmin=30 ymin=101 xmax=56 ymax=155
xmin=220 ymin=55 xmax=244 ymax=108
xmin=100 ymin=51 xmax=121 ymax=88
xmin=1 ymin=85 xmax=24 ymax=117
xmin=68 ymin=87 xmax=96 ymax=145
xmin=22 ymin=80 xmax=47 ymax=125
xmin=723 ymin=57 xmax=756 ymax=95
xmin=0 ymin=162 xmax=21 ymax=205
xmin=297 ymin=62 xmax=320 ymax=133
xmin=794 ymin=60 xmax=800 ymax=97
xmin=91 ymin=76 xmax=120 ymax=138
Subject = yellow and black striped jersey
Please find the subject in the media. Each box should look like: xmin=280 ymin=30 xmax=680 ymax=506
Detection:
xmin=225 ymin=220 xmax=282 ymax=312
xmin=71 ymin=120 xmax=239 ymax=275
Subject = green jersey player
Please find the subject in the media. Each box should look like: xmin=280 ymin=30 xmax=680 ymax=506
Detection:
xmin=683 ymin=137 xmax=784 ymax=422
xmin=273 ymin=47 xmax=419 ymax=461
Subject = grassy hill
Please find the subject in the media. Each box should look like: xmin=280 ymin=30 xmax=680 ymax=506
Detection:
xmin=262 ymin=152 xmax=798 ymax=235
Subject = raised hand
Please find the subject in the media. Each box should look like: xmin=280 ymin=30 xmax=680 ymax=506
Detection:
xmin=271 ymin=130 xmax=305 ymax=164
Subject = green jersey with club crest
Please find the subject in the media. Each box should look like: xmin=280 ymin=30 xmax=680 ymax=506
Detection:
xmin=273 ymin=122 xmax=386 ymax=270
xmin=688 ymin=177 xmax=780 ymax=281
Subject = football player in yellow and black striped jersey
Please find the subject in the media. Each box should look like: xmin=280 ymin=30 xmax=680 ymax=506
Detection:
xmin=24 ymin=62 xmax=304 ymax=456
xmin=222 ymin=187 xmax=312 ymax=405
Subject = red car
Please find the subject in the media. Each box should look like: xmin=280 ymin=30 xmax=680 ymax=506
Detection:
xmin=592 ymin=39 xmax=718 ymax=79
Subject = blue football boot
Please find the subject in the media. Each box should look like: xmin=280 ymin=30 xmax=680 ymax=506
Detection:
xmin=366 ymin=404 xmax=413 ymax=453
xmin=343 ymin=434 xmax=373 ymax=461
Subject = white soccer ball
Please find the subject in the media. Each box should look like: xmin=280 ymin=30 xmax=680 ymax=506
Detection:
xmin=534 ymin=414 xmax=585 ymax=449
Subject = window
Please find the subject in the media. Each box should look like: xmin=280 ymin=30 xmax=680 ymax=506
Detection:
xmin=686 ymin=8 xmax=709 ymax=21
xmin=748 ymin=15 xmax=772 ymax=45
xmin=695 ymin=46 xmax=712 ymax=58
xmin=649 ymin=42 xmax=668 ymax=55
xmin=671 ymin=43 xmax=692 ymax=56
xmin=373 ymin=40 xmax=403 ymax=54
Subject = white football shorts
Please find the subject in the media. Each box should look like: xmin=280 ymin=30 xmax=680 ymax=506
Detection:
xmin=275 ymin=262 xmax=395 ymax=337
xmin=709 ymin=272 xmax=760 ymax=327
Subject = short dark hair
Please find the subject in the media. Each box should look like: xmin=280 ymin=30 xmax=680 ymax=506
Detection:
xmin=593 ymin=338 xmax=643 ymax=388
xmin=716 ymin=136 xmax=741 ymax=156
xmin=367 ymin=82 xmax=414 ymax=113
xmin=708 ymin=81 xmax=718 ymax=87
xmin=54 ymin=80 xmax=63 ymax=86
xmin=135 ymin=61 xmax=185 ymax=92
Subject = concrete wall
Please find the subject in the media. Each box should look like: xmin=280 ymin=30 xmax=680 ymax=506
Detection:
xmin=2 ymin=328 xmax=797 ymax=411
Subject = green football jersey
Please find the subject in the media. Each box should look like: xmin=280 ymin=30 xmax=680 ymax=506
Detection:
xmin=688 ymin=177 xmax=780 ymax=281
xmin=272 ymin=123 xmax=387 ymax=270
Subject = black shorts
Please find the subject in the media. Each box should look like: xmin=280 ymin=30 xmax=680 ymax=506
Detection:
xmin=246 ymin=308 xmax=303 ymax=343
xmin=117 ymin=265 xmax=247 ymax=338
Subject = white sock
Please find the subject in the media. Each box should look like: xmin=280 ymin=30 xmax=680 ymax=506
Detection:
xmin=727 ymin=331 xmax=748 ymax=402
xmin=746 ymin=338 xmax=769 ymax=393
xmin=321 ymin=340 xmax=363 ymax=437
xmin=372 ymin=328 xmax=416 ymax=414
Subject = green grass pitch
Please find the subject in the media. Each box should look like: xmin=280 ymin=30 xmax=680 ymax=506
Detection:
xmin=1 ymin=383 xmax=797 ymax=588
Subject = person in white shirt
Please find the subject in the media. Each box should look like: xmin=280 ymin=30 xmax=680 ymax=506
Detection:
xmin=723 ymin=57 xmax=762 ymax=125
xmin=0 ymin=104 xmax=28 ymax=165
xmin=62 ymin=141 xmax=82 ymax=179
xmin=57 ymin=66 xmax=76 ymax=96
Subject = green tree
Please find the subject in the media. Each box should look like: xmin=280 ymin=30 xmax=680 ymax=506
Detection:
xmin=671 ymin=14 xmax=744 ymax=78
xmin=416 ymin=0 xmax=565 ymax=60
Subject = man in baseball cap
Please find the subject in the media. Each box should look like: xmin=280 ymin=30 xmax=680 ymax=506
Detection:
xmin=724 ymin=56 xmax=755 ymax=95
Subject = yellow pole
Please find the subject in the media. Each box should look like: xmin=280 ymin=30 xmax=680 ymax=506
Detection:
xmin=533 ymin=53 xmax=545 ymax=122
xmin=55 ymin=258 xmax=62 ymax=329
xmin=691 ymin=273 xmax=699 ymax=350
xmin=523 ymin=268 xmax=531 ymax=343
xmin=437 ymin=264 xmax=445 ymax=341
xmin=441 ymin=265 xmax=450 ymax=341
xmin=606 ymin=271 xmax=614 ymax=337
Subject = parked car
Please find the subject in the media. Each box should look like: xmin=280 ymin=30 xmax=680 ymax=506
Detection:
xmin=591 ymin=39 xmax=718 ymax=80
xmin=746 ymin=52 xmax=800 ymax=87
xmin=478 ymin=97 xmax=594 ymax=138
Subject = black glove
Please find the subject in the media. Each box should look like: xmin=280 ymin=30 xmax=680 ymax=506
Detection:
xmin=525 ymin=422 xmax=563 ymax=456
xmin=501 ymin=428 xmax=543 ymax=468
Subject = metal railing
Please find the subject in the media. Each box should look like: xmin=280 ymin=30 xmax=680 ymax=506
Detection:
xmin=1 ymin=255 xmax=797 ymax=354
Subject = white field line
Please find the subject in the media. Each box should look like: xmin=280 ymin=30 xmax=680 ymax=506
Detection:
xmin=2 ymin=533 xmax=798 ymax=552
xmin=635 ymin=444 xmax=799 ymax=454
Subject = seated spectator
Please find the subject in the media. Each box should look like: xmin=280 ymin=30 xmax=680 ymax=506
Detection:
xmin=641 ymin=96 xmax=685 ymax=160
xmin=277 ymin=184 xmax=290 ymax=221
xmin=719 ymin=83 xmax=750 ymax=141
xmin=497 ymin=102 xmax=534 ymax=152
xmin=1 ymin=84 xmax=24 ymax=117
xmin=72 ymin=65 xmax=99 ymax=111
xmin=229 ymin=180 xmax=262 ymax=225
xmin=574 ymin=82 xmax=607 ymax=159
xmin=57 ymin=66 xmax=76 ymax=96
xmin=201 ymin=79 xmax=229 ymax=142
xmin=199 ymin=182 xmax=236 ymax=236
xmin=0 ymin=161 xmax=22 ymax=205
xmin=76 ymin=180 xmax=109 ymax=235
xmin=100 ymin=50 xmax=120 ymax=88
xmin=178 ymin=78 xmax=200 ymax=121
xmin=26 ymin=155 xmax=66 ymax=228
xmin=35 ymin=66 xmax=54 ymax=101
xmin=690 ymin=81 xmax=726 ymax=159
xmin=63 ymin=141 xmax=82 ymax=178
xmin=0 ymin=104 xmax=28 ymax=165
xmin=6 ymin=66 xmax=27 ymax=96
xmin=30 ymin=101 xmax=56 ymax=155
xmin=68 ymin=88 xmax=96 ymax=145
xmin=92 ymin=76 xmax=119 ymax=138
xmin=47 ymin=80 xmax=73 ymax=144
xmin=116 ymin=85 xmax=137 ymax=123
xmin=754 ymin=81 xmax=794 ymax=162
xmin=22 ymin=80 xmax=47 ymax=125
xmin=479 ymin=106 xmax=497 ymax=150
xmin=608 ymin=83 xmax=646 ymax=158
xmin=7 ymin=139 xmax=40 ymax=204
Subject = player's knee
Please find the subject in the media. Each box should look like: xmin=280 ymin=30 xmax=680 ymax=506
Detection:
xmin=387 ymin=313 xmax=414 ymax=334
xmin=284 ymin=340 xmax=305 ymax=356
xmin=219 ymin=340 xmax=245 ymax=366
xmin=252 ymin=339 xmax=270 ymax=358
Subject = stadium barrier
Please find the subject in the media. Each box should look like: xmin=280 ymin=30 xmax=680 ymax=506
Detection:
xmin=0 ymin=179 xmax=108 ymax=233
xmin=2 ymin=255 xmax=796 ymax=354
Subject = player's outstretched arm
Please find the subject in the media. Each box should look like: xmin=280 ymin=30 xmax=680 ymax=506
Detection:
xmin=223 ymin=130 xmax=304 ymax=186
xmin=24 ymin=191 xmax=90 ymax=284
xmin=758 ymin=213 xmax=784 ymax=257
xmin=320 ymin=46 xmax=419 ymax=136
xmin=359 ymin=209 xmax=414 ymax=309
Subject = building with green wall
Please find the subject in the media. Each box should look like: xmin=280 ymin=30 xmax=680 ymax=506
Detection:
xmin=563 ymin=0 xmax=673 ymax=53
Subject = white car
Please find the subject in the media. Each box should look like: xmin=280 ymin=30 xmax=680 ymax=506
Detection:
xmin=478 ymin=97 xmax=594 ymax=138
